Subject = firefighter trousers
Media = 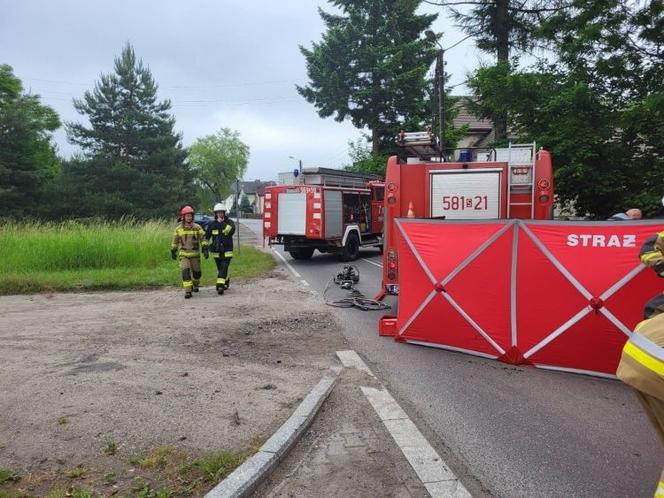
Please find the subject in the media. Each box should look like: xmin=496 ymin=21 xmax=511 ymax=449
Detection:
xmin=180 ymin=256 xmax=202 ymax=293
xmin=213 ymin=252 xmax=232 ymax=288
xmin=634 ymin=390 xmax=664 ymax=497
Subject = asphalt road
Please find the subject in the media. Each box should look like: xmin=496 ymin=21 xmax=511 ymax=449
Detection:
xmin=242 ymin=218 xmax=662 ymax=498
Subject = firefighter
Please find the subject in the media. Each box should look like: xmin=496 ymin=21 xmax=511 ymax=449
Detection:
xmin=206 ymin=203 xmax=235 ymax=295
xmin=616 ymin=229 xmax=664 ymax=497
xmin=171 ymin=205 xmax=208 ymax=299
xmin=639 ymin=230 xmax=664 ymax=318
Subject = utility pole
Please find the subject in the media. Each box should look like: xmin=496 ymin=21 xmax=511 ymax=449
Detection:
xmin=425 ymin=31 xmax=472 ymax=161
xmin=438 ymin=48 xmax=445 ymax=160
xmin=425 ymin=30 xmax=445 ymax=160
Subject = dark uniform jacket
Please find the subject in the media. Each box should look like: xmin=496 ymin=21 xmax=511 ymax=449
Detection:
xmin=205 ymin=217 xmax=236 ymax=256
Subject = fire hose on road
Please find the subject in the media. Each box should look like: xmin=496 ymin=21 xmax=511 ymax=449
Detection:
xmin=324 ymin=265 xmax=391 ymax=311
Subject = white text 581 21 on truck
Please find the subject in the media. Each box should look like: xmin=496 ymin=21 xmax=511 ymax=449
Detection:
xmin=263 ymin=167 xmax=385 ymax=261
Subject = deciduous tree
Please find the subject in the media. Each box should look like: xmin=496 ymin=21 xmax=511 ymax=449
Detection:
xmin=188 ymin=128 xmax=249 ymax=209
xmin=467 ymin=0 xmax=663 ymax=218
xmin=424 ymin=0 xmax=571 ymax=141
xmin=0 ymin=65 xmax=60 ymax=217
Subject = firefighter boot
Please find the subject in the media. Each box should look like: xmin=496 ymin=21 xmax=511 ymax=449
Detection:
xmin=225 ymin=277 xmax=230 ymax=290
xmin=217 ymin=285 xmax=224 ymax=295
xmin=181 ymin=268 xmax=194 ymax=299
xmin=192 ymin=269 xmax=202 ymax=292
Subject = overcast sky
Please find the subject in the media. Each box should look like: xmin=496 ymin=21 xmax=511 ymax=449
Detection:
xmin=1 ymin=0 xmax=482 ymax=181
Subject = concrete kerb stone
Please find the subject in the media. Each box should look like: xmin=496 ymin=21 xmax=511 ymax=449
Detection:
xmin=205 ymin=373 xmax=338 ymax=498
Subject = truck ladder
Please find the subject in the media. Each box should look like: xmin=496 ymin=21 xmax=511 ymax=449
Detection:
xmin=395 ymin=130 xmax=442 ymax=160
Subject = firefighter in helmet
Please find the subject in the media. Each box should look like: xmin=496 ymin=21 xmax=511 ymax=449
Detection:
xmin=616 ymin=230 xmax=664 ymax=497
xmin=206 ymin=203 xmax=235 ymax=295
xmin=171 ymin=205 xmax=208 ymax=298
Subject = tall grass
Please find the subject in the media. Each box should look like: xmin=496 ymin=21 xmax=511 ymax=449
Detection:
xmin=0 ymin=219 xmax=274 ymax=295
xmin=3 ymin=218 xmax=169 ymax=271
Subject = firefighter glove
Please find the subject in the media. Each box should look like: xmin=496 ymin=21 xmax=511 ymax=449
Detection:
xmin=203 ymin=246 xmax=209 ymax=259
xmin=171 ymin=248 xmax=177 ymax=260
xmin=223 ymin=225 xmax=232 ymax=236
xmin=655 ymin=261 xmax=664 ymax=277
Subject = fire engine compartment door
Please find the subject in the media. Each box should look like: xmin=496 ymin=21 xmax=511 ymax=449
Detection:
xmin=430 ymin=169 xmax=502 ymax=219
xmin=277 ymin=192 xmax=306 ymax=235
xmin=324 ymin=190 xmax=342 ymax=238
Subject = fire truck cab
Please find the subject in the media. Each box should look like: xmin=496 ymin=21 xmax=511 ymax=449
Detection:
xmin=263 ymin=168 xmax=385 ymax=261
xmin=382 ymin=130 xmax=554 ymax=295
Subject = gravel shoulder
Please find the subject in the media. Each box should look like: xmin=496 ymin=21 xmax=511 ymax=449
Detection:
xmin=0 ymin=269 xmax=346 ymax=497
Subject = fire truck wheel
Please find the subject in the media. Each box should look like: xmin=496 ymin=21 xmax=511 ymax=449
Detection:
xmin=339 ymin=232 xmax=360 ymax=261
xmin=289 ymin=248 xmax=315 ymax=260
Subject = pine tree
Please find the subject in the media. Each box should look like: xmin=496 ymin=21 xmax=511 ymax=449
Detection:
xmin=65 ymin=43 xmax=188 ymax=219
xmin=298 ymin=0 xmax=439 ymax=155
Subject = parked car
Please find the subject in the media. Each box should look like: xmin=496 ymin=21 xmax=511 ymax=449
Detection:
xmin=194 ymin=214 xmax=214 ymax=230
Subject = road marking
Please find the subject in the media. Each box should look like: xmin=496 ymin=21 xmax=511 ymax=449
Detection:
xmin=361 ymin=257 xmax=383 ymax=268
xmin=271 ymin=248 xmax=302 ymax=279
xmin=337 ymin=350 xmax=471 ymax=498
xmin=335 ymin=350 xmax=376 ymax=378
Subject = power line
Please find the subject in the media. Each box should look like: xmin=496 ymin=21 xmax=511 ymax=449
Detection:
xmin=31 ymin=92 xmax=302 ymax=108
xmin=21 ymin=76 xmax=298 ymax=90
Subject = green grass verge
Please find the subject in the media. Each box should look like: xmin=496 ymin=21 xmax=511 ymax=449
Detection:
xmin=0 ymin=220 xmax=275 ymax=295
xmin=0 ymin=468 xmax=19 ymax=485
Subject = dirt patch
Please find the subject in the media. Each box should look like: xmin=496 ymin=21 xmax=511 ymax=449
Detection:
xmin=0 ymin=269 xmax=346 ymax=497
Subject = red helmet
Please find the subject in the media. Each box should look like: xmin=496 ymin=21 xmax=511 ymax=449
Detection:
xmin=180 ymin=205 xmax=195 ymax=216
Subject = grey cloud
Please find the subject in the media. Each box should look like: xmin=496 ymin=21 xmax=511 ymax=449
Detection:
xmin=1 ymin=0 xmax=478 ymax=180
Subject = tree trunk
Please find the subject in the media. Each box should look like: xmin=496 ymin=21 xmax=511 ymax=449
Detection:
xmin=494 ymin=0 xmax=509 ymax=142
xmin=495 ymin=0 xmax=509 ymax=62
xmin=371 ymin=127 xmax=381 ymax=155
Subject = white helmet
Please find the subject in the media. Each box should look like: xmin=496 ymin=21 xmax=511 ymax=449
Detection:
xmin=213 ymin=203 xmax=225 ymax=212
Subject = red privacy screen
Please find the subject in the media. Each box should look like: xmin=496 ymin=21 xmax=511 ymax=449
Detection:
xmin=394 ymin=219 xmax=664 ymax=377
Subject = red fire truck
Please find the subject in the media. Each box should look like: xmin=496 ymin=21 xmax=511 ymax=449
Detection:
xmin=263 ymin=167 xmax=385 ymax=261
xmin=381 ymin=130 xmax=554 ymax=296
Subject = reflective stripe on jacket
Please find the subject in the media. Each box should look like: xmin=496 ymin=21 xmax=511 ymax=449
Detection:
xmin=171 ymin=222 xmax=208 ymax=257
xmin=617 ymin=313 xmax=664 ymax=401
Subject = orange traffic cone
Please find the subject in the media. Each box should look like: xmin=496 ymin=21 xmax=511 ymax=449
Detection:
xmin=406 ymin=201 xmax=415 ymax=218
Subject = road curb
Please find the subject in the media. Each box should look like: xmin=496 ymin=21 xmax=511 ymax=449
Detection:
xmin=204 ymin=373 xmax=338 ymax=498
